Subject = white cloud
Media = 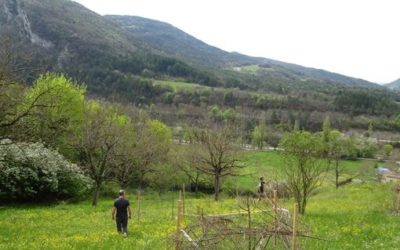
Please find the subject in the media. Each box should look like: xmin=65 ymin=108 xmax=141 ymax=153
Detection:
xmin=73 ymin=0 xmax=400 ymax=83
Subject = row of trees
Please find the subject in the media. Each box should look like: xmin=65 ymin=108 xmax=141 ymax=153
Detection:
xmin=1 ymin=69 xmax=246 ymax=205
xmin=0 ymin=72 xmax=173 ymax=205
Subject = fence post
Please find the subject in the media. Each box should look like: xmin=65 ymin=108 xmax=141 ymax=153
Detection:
xmin=137 ymin=190 xmax=141 ymax=225
xmin=292 ymin=203 xmax=298 ymax=250
xmin=394 ymin=185 xmax=400 ymax=213
xmin=176 ymin=191 xmax=183 ymax=250
xmin=182 ymin=184 xmax=186 ymax=219
xmin=273 ymin=189 xmax=278 ymax=247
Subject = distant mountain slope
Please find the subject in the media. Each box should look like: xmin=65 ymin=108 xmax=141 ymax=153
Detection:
xmin=0 ymin=0 xmax=140 ymax=60
xmin=106 ymin=15 xmax=381 ymax=89
xmin=386 ymin=79 xmax=400 ymax=90
xmin=0 ymin=0 xmax=386 ymax=102
xmin=105 ymin=15 xmax=259 ymax=67
xmin=0 ymin=0 xmax=217 ymax=99
xmin=0 ymin=0 xmax=143 ymax=83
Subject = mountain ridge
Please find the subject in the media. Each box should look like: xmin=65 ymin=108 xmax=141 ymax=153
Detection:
xmin=386 ymin=78 xmax=400 ymax=90
xmin=106 ymin=15 xmax=381 ymax=89
xmin=0 ymin=0 xmax=387 ymax=97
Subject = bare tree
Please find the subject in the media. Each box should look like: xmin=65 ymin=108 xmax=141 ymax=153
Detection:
xmin=112 ymin=115 xmax=172 ymax=189
xmin=74 ymin=103 xmax=129 ymax=206
xmin=172 ymin=144 xmax=205 ymax=193
xmin=111 ymin=128 xmax=136 ymax=189
xmin=191 ymin=125 xmax=243 ymax=201
xmin=132 ymin=119 xmax=171 ymax=188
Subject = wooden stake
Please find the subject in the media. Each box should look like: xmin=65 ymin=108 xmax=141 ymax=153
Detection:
xmin=273 ymin=190 xmax=278 ymax=247
xmin=179 ymin=191 xmax=183 ymax=226
xmin=137 ymin=190 xmax=141 ymax=225
xmin=182 ymin=184 xmax=186 ymax=219
xmin=395 ymin=185 xmax=400 ymax=213
xmin=176 ymin=192 xmax=183 ymax=250
xmin=292 ymin=203 xmax=298 ymax=250
xmin=171 ymin=195 xmax=175 ymax=219
xmin=177 ymin=200 xmax=183 ymax=228
xmin=397 ymin=192 xmax=400 ymax=212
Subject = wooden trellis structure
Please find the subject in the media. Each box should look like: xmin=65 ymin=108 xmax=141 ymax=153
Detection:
xmin=171 ymin=190 xmax=320 ymax=250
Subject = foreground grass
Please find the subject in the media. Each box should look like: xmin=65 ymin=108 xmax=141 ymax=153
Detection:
xmin=1 ymin=151 xmax=400 ymax=249
xmin=300 ymin=183 xmax=400 ymax=249
xmin=0 ymin=193 xmax=240 ymax=250
xmin=1 ymin=183 xmax=399 ymax=249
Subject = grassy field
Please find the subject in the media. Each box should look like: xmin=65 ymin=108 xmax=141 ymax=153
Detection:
xmin=1 ymin=151 xmax=400 ymax=249
xmin=225 ymin=150 xmax=395 ymax=193
xmin=154 ymin=80 xmax=208 ymax=91
xmin=0 ymin=194 xmax=239 ymax=250
xmin=154 ymin=80 xmax=285 ymax=100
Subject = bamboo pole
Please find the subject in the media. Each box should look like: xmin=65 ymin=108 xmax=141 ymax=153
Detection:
xmin=292 ymin=203 xmax=298 ymax=250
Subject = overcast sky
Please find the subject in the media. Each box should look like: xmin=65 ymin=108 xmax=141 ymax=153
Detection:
xmin=73 ymin=0 xmax=400 ymax=84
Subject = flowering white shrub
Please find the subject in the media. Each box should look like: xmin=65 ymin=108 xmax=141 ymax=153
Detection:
xmin=0 ymin=140 xmax=91 ymax=202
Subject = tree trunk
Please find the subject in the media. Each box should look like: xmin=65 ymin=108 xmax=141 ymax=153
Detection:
xmin=92 ymin=184 xmax=101 ymax=206
xmin=119 ymin=178 xmax=129 ymax=190
xmin=295 ymin=197 xmax=302 ymax=215
xmin=300 ymin=195 xmax=307 ymax=215
xmin=138 ymin=172 xmax=145 ymax=190
xmin=214 ymin=173 xmax=221 ymax=201
xmin=194 ymin=174 xmax=200 ymax=194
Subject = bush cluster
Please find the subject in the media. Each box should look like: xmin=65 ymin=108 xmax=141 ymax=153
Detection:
xmin=0 ymin=140 xmax=91 ymax=202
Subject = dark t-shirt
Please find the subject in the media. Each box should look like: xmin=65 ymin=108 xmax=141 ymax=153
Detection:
xmin=259 ymin=181 xmax=266 ymax=193
xmin=114 ymin=198 xmax=130 ymax=219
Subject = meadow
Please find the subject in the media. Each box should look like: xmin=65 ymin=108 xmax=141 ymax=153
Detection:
xmin=154 ymin=79 xmax=284 ymax=100
xmin=1 ymin=151 xmax=399 ymax=249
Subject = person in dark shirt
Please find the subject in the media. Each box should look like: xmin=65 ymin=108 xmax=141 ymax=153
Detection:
xmin=258 ymin=177 xmax=266 ymax=200
xmin=112 ymin=190 xmax=132 ymax=237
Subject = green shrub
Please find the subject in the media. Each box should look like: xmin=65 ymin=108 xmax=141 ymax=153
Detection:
xmin=0 ymin=140 xmax=91 ymax=202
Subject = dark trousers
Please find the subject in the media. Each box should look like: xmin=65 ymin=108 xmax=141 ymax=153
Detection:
xmin=116 ymin=217 xmax=128 ymax=233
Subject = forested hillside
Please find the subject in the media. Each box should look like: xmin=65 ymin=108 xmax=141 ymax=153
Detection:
xmin=1 ymin=0 xmax=400 ymax=135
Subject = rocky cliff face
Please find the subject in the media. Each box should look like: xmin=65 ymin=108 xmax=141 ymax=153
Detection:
xmin=2 ymin=0 xmax=52 ymax=48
